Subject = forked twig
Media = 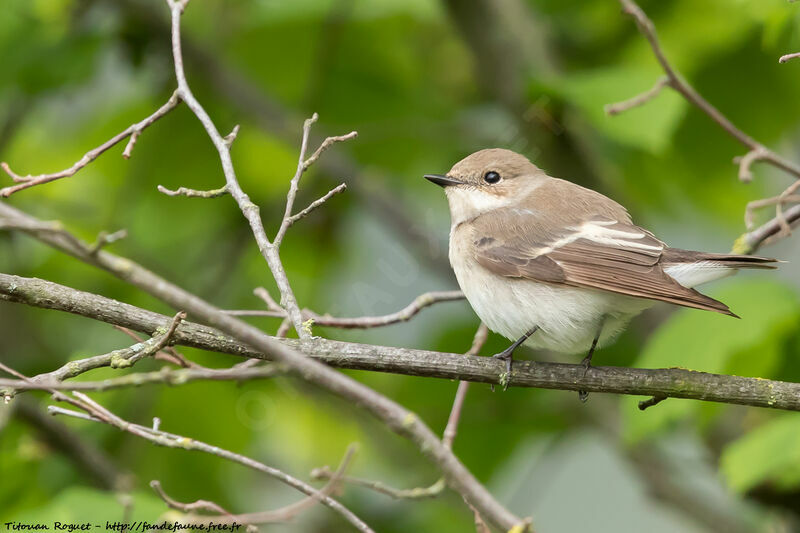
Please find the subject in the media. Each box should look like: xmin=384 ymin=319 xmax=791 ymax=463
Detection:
xmin=0 ymin=91 xmax=180 ymax=197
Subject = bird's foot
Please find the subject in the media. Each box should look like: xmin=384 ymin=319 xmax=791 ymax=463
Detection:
xmin=492 ymin=349 xmax=514 ymax=392
xmin=490 ymin=326 xmax=539 ymax=392
xmin=578 ymin=354 xmax=593 ymax=403
xmin=580 ymin=354 xmax=593 ymax=378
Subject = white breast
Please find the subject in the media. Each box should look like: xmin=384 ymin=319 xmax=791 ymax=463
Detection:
xmin=449 ymin=226 xmax=651 ymax=355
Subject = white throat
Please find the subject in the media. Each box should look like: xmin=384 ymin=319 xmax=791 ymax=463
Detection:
xmin=444 ymin=187 xmax=512 ymax=228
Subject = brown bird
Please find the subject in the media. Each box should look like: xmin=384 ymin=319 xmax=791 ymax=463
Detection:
xmin=425 ymin=148 xmax=777 ymax=387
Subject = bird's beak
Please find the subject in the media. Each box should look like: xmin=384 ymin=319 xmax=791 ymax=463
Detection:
xmin=424 ymin=174 xmax=464 ymax=188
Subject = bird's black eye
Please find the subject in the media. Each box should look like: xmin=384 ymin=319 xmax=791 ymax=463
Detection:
xmin=483 ymin=171 xmax=501 ymax=184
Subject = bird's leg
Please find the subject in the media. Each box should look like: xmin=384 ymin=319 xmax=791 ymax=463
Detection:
xmin=578 ymin=318 xmax=606 ymax=403
xmin=492 ymin=325 xmax=539 ymax=390
xmin=580 ymin=330 xmax=602 ymax=373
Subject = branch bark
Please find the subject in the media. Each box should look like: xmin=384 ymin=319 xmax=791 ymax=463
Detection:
xmin=736 ymin=203 xmax=800 ymax=254
xmin=614 ymin=0 xmax=800 ymax=181
xmin=611 ymin=0 xmax=800 ymax=257
xmin=4 ymin=273 xmax=800 ymax=412
xmin=0 ymin=201 xmax=526 ymax=531
xmin=42 ymin=391 xmax=372 ymax=533
xmin=108 ymin=0 xmax=454 ymax=278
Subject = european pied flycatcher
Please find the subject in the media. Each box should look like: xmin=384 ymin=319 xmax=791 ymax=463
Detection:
xmin=426 ymin=149 xmax=776 ymax=382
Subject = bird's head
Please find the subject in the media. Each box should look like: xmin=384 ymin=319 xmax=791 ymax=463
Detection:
xmin=425 ymin=148 xmax=545 ymax=225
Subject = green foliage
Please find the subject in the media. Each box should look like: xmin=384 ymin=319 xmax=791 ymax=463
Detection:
xmin=556 ymin=66 xmax=685 ymax=153
xmin=622 ymin=279 xmax=800 ymax=444
xmin=2 ymin=0 xmax=800 ymax=530
xmin=720 ymin=415 xmax=800 ymax=493
xmin=9 ymin=487 xmax=166 ymax=523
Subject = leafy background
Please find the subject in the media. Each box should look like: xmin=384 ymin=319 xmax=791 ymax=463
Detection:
xmin=2 ymin=0 xmax=800 ymax=531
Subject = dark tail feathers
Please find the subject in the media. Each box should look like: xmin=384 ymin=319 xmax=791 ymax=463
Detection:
xmin=663 ymin=249 xmax=779 ymax=270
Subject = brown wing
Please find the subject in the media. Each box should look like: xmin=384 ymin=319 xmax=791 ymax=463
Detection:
xmin=471 ymin=207 xmax=735 ymax=316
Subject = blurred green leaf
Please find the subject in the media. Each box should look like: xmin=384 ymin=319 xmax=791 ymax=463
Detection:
xmin=10 ymin=487 xmax=166 ymax=522
xmin=720 ymin=415 xmax=800 ymax=493
xmin=5 ymin=0 xmax=800 ymax=529
xmin=623 ymin=279 xmax=800 ymax=443
xmin=555 ymin=66 xmax=686 ymax=153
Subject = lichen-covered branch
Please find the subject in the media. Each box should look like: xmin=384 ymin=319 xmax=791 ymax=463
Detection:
xmin=3 ymin=273 xmax=800 ymax=413
xmin=0 ymin=199 xmax=525 ymax=532
xmin=0 ymin=362 xmax=284 ymax=393
xmin=0 ymin=312 xmax=184 ymax=396
xmin=156 ymin=10 xmax=522 ymax=527
xmin=736 ymin=203 xmax=800 ymax=254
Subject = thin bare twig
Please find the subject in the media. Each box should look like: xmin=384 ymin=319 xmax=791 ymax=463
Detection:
xmin=234 ymin=444 xmax=358 ymax=525
xmin=165 ymin=0 xmax=318 ymax=338
xmin=443 ymin=324 xmax=489 ymax=449
xmin=638 ymin=395 xmax=667 ymax=411
xmin=737 ymin=203 xmax=800 ymax=253
xmin=224 ymin=124 xmax=240 ymax=146
xmin=302 ymin=131 xmax=358 ymax=171
xmin=738 ymin=181 xmax=800 ymax=253
xmin=0 ymin=90 xmax=180 ymax=197
xmin=311 ymin=469 xmax=447 ymax=500
xmin=273 ymin=122 xmax=356 ymax=247
xmin=224 ymin=289 xmax=465 ymax=329
xmin=0 ymin=217 xmax=91 ymax=254
xmin=90 ymin=229 xmax=128 ymax=254
xmin=0 ymin=364 xmax=284 ymax=393
xmin=0 ymin=312 xmax=185 ymax=396
xmin=150 ymin=480 xmax=240 ymax=522
xmin=615 ymin=0 xmax=800 ymax=258
xmin=222 ymin=309 xmax=286 ymax=317
xmin=157 ymin=184 xmax=229 ymax=198
xmin=306 ymin=290 xmax=464 ymax=329
xmin=734 ymin=147 xmax=770 ymax=183
xmin=285 ymin=183 xmax=347 ymax=228
xmin=253 ymin=286 xmax=284 ymax=312
xmin=313 ymin=324 xmax=490 ymax=505
xmin=744 ymin=180 xmax=800 ymax=235
xmin=110 ymin=0 xmax=453 ymax=280
xmin=615 ymin=0 xmax=800 ymax=180
xmin=605 ymin=76 xmax=669 ymax=115
xmin=47 ymin=389 xmax=373 ymax=533
xmin=444 ymin=324 xmax=491 ymax=529
xmin=113 ymin=325 xmax=194 ymax=368
xmin=0 ymin=219 xmax=65 ymax=232
xmin=274 ymin=113 xmax=321 ymax=249
xmin=152 ymin=445 xmax=358 ymax=528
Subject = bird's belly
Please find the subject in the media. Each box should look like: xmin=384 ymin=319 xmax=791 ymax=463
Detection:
xmin=450 ymin=253 xmax=650 ymax=355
